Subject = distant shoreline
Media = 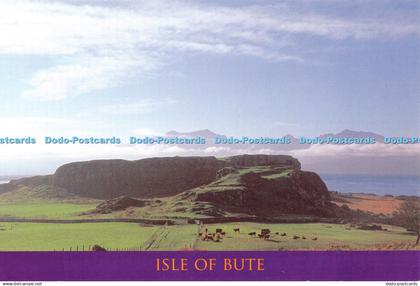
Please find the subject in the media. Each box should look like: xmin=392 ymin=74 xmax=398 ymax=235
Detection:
xmin=321 ymin=173 xmax=420 ymax=196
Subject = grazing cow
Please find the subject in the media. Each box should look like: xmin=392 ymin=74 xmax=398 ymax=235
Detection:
xmin=293 ymin=235 xmax=300 ymax=239
xmin=248 ymin=232 xmax=256 ymax=236
xmin=275 ymin=232 xmax=279 ymax=235
xmin=281 ymin=233 xmax=287 ymax=236
xmin=261 ymin=229 xmax=271 ymax=236
xmin=312 ymin=237 xmax=318 ymax=241
xmin=302 ymin=236 xmax=306 ymax=240
xmin=233 ymin=228 xmax=240 ymax=233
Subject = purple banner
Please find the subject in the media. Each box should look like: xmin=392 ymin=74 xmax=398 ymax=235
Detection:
xmin=0 ymin=251 xmax=418 ymax=281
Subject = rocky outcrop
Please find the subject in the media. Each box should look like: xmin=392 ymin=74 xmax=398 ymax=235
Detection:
xmin=3 ymin=155 xmax=302 ymax=200
xmin=50 ymin=155 xmax=298 ymax=199
xmin=52 ymin=157 xmax=226 ymax=199
xmin=195 ymin=170 xmax=334 ymax=217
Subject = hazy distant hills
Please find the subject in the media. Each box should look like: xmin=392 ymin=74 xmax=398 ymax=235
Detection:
xmin=319 ymin=129 xmax=385 ymax=142
xmin=166 ymin=129 xmax=225 ymax=138
xmin=161 ymin=129 xmax=419 ymax=175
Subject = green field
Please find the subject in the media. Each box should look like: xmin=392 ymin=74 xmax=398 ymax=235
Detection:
xmin=195 ymin=222 xmax=417 ymax=250
xmin=0 ymin=203 xmax=96 ymax=219
xmin=0 ymin=222 xmax=158 ymax=251
xmin=0 ymin=221 xmax=416 ymax=251
xmin=0 ymin=222 xmax=201 ymax=251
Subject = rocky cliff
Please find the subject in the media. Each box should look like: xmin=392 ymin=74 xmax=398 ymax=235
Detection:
xmin=0 ymin=155 xmax=300 ymax=200
xmin=184 ymin=165 xmax=334 ymax=217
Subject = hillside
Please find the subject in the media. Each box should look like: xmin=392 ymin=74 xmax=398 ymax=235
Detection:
xmin=0 ymin=155 xmax=300 ymax=200
xmin=0 ymin=154 xmax=340 ymax=218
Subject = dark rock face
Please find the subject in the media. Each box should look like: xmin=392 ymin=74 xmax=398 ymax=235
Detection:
xmin=52 ymin=157 xmax=226 ymax=199
xmin=195 ymin=170 xmax=334 ymax=217
xmin=4 ymin=155 xmax=302 ymax=200
xmin=51 ymin=155 xmax=298 ymax=199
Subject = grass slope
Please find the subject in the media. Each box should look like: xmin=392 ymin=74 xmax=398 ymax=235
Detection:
xmin=0 ymin=222 xmax=158 ymax=251
xmin=0 ymin=203 xmax=96 ymax=219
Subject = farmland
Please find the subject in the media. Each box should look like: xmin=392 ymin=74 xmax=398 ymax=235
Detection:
xmin=195 ymin=222 xmax=417 ymax=250
xmin=0 ymin=221 xmax=416 ymax=251
xmin=0 ymin=203 xmax=96 ymax=219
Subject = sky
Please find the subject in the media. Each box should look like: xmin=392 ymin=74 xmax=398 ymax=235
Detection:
xmin=0 ymin=0 xmax=419 ymax=175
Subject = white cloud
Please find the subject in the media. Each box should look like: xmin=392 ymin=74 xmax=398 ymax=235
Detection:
xmin=95 ymin=98 xmax=175 ymax=115
xmin=0 ymin=0 xmax=417 ymax=100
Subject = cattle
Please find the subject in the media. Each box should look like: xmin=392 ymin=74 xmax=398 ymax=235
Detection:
xmin=302 ymin=236 xmax=306 ymax=240
xmin=275 ymin=232 xmax=279 ymax=235
xmin=233 ymin=228 xmax=240 ymax=233
xmin=258 ymin=234 xmax=264 ymax=239
xmin=281 ymin=233 xmax=287 ymax=236
xmin=261 ymin=229 xmax=271 ymax=235
xmin=312 ymin=237 xmax=318 ymax=241
xmin=293 ymin=235 xmax=300 ymax=239
xmin=248 ymin=232 xmax=256 ymax=236
xmin=205 ymin=234 xmax=214 ymax=241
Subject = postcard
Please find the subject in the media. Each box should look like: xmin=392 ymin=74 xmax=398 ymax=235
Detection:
xmin=0 ymin=0 xmax=418 ymax=283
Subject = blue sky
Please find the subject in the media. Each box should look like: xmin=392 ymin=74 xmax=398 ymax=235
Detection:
xmin=0 ymin=0 xmax=419 ymax=175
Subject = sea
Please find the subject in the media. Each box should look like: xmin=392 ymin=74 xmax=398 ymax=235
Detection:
xmin=321 ymin=174 xmax=420 ymax=197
